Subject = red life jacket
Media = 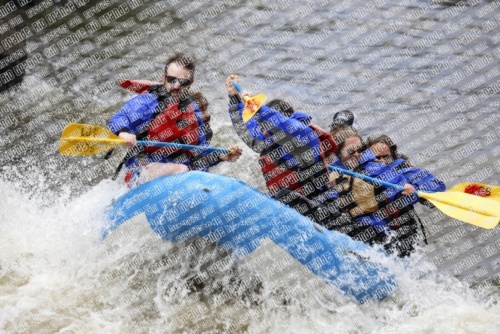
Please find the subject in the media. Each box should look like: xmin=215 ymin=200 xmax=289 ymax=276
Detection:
xmin=142 ymin=100 xmax=199 ymax=155
xmin=260 ymin=153 xmax=301 ymax=196
xmin=260 ymin=124 xmax=337 ymax=196
xmin=309 ymin=124 xmax=337 ymax=166
xmin=119 ymin=79 xmax=160 ymax=94
xmin=119 ymin=79 xmax=200 ymax=157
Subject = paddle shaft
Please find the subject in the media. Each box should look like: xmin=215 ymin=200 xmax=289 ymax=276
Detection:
xmin=328 ymin=165 xmax=497 ymax=218
xmin=232 ymin=81 xmax=243 ymax=93
xmin=65 ymin=137 xmax=231 ymax=154
xmin=232 ymin=81 xmax=254 ymax=103
xmin=328 ymin=165 xmax=408 ymax=193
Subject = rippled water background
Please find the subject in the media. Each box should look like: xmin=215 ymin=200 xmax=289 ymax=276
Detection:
xmin=1 ymin=0 xmax=500 ymax=332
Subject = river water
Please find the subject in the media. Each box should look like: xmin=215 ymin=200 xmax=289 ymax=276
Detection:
xmin=1 ymin=0 xmax=500 ymax=333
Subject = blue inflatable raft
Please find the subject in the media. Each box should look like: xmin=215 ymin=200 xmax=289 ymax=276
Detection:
xmin=106 ymin=171 xmax=397 ymax=303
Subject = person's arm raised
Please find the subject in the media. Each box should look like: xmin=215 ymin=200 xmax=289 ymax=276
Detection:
xmin=225 ymin=75 xmax=266 ymax=153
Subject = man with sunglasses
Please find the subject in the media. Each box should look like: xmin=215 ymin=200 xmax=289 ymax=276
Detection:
xmin=108 ymin=52 xmax=241 ymax=187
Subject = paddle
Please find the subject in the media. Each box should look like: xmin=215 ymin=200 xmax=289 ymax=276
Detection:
xmin=231 ymin=81 xmax=267 ymax=122
xmin=59 ymin=123 xmax=231 ymax=156
xmin=449 ymin=182 xmax=500 ymax=201
xmin=328 ymin=165 xmax=500 ymax=229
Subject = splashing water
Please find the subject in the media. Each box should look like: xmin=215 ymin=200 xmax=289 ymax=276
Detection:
xmin=1 ymin=172 xmax=499 ymax=334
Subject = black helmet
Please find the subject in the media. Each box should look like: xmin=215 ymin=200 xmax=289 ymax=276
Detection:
xmin=330 ymin=110 xmax=358 ymax=129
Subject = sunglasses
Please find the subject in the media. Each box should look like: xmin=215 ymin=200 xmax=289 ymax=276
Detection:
xmin=375 ymin=154 xmax=395 ymax=164
xmin=165 ymin=75 xmax=192 ymax=87
xmin=344 ymin=147 xmax=364 ymax=156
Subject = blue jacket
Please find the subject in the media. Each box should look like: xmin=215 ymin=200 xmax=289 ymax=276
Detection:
xmin=332 ymin=150 xmax=445 ymax=236
xmin=229 ymin=101 xmax=331 ymax=197
xmin=237 ymin=102 xmax=322 ymax=169
xmin=388 ymin=158 xmax=446 ymax=193
xmin=109 ymin=91 xmax=218 ymax=171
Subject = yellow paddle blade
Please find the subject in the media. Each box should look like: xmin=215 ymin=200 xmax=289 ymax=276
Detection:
xmin=449 ymin=182 xmax=500 ymax=202
xmin=418 ymin=191 xmax=500 ymax=229
xmin=59 ymin=123 xmax=124 ymax=156
xmin=242 ymin=93 xmax=267 ymax=123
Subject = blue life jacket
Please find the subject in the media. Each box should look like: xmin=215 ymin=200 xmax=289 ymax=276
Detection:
xmin=329 ymin=150 xmax=446 ymax=256
xmin=245 ymin=104 xmax=335 ymax=198
xmin=243 ymin=104 xmax=322 ymax=169
xmin=355 ymin=152 xmax=419 ymax=228
xmin=387 ymin=158 xmax=446 ymax=193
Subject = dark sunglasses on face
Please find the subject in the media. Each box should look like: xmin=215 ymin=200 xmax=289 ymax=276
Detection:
xmin=166 ymin=75 xmax=192 ymax=87
xmin=375 ymin=154 xmax=395 ymax=164
xmin=343 ymin=147 xmax=364 ymax=156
